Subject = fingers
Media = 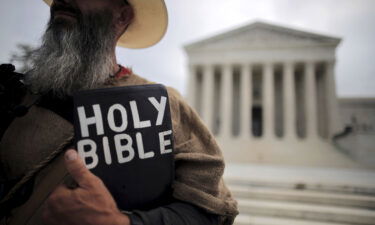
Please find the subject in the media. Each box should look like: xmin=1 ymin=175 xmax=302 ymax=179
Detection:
xmin=63 ymin=176 xmax=79 ymax=189
xmin=64 ymin=149 xmax=98 ymax=189
xmin=45 ymin=185 xmax=71 ymax=214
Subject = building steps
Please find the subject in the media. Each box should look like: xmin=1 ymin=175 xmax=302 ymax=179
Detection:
xmin=230 ymin=185 xmax=375 ymax=209
xmin=225 ymin=177 xmax=375 ymax=196
xmin=234 ymin=215 xmax=348 ymax=225
xmin=237 ymin=199 xmax=375 ymax=225
xmin=225 ymin=164 xmax=375 ymax=225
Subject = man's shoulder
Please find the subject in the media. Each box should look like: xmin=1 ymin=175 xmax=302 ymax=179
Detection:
xmin=115 ymin=73 xmax=187 ymax=106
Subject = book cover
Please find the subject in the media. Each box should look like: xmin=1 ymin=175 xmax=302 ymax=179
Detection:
xmin=73 ymin=84 xmax=174 ymax=211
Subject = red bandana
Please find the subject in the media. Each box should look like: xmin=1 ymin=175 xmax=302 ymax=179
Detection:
xmin=115 ymin=65 xmax=132 ymax=79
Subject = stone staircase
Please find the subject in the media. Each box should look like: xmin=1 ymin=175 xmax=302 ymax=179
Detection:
xmin=224 ymin=164 xmax=375 ymax=225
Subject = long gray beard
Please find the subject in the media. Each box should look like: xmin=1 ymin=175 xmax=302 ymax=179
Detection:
xmin=27 ymin=11 xmax=116 ymax=97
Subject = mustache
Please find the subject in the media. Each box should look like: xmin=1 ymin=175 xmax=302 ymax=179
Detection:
xmin=51 ymin=3 xmax=80 ymax=17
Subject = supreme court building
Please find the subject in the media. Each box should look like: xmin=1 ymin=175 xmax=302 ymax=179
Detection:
xmin=184 ymin=22 xmax=360 ymax=168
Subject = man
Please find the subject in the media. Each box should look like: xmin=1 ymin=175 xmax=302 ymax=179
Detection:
xmin=0 ymin=0 xmax=238 ymax=224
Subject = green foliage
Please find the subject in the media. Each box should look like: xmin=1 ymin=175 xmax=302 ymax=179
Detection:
xmin=9 ymin=44 xmax=35 ymax=73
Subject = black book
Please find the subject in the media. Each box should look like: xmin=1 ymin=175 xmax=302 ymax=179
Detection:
xmin=72 ymin=84 xmax=174 ymax=211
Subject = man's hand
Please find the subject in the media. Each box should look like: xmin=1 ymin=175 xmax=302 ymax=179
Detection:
xmin=42 ymin=149 xmax=130 ymax=225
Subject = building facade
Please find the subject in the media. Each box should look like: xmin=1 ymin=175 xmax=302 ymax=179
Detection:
xmin=184 ymin=22 xmax=375 ymax=225
xmin=184 ymin=22 xmax=361 ymax=168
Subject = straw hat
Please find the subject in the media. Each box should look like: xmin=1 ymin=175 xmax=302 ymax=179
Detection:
xmin=43 ymin=0 xmax=168 ymax=48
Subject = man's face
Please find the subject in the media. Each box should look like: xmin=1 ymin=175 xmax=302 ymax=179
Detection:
xmin=51 ymin=0 xmax=123 ymax=23
xmin=27 ymin=0 xmax=131 ymax=97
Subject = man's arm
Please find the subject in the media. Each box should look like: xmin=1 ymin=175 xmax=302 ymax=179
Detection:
xmin=43 ymin=150 xmax=220 ymax=225
xmin=128 ymin=201 xmax=220 ymax=225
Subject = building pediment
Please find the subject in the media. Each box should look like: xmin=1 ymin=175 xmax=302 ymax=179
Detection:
xmin=185 ymin=22 xmax=341 ymax=52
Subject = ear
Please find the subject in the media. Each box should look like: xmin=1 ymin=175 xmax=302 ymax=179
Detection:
xmin=114 ymin=5 xmax=134 ymax=33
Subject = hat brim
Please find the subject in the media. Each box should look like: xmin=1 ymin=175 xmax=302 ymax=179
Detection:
xmin=43 ymin=0 xmax=168 ymax=49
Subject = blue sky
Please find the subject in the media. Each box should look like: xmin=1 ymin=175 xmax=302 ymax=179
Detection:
xmin=1 ymin=0 xmax=374 ymax=97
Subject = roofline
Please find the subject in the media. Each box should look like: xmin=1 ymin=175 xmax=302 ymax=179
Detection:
xmin=184 ymin=20 xmax=342 ymax=50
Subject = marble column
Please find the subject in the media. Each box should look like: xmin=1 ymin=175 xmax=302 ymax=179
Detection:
xmin=263 ymin=62 xmax=275 ymax=138
xmin=240 ymin=64 xmax=252 ymax=139
xmin=283 ymin=62 xmax=296 ymax=139
xmin=305 ymin=61 xmax=318 ymax=138
xmin=187 ymin=64 xmax=196 ymax=107
xmin=326 ymin=60 xmax=340 ymax=138
xmin=220 ymin=64 xmax=233 ymax=137
xmin=202 ymin=64 xmax=214 ymax=131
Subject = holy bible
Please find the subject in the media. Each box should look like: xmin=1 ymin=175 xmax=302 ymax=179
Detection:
xmin=73 ymin=84 xmax=174 ymax=211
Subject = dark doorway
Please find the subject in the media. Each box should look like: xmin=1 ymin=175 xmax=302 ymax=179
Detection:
xmin=252 ymin=106 xmax=263 ymax=137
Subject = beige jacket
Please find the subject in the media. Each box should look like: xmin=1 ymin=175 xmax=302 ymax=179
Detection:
xmin=0 ymin=74 xmax=238 ymax=225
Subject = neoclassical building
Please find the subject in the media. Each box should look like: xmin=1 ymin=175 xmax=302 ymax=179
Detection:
xmin=184 ymin=22 xmax=360 ymax=168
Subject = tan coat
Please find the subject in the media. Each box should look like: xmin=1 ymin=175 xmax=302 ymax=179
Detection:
xmin=0 ymin=74 xmax=238 ymax=225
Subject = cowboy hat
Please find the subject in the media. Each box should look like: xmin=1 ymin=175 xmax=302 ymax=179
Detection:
xmin=43 ymin=0 xmax=168 ymax=49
